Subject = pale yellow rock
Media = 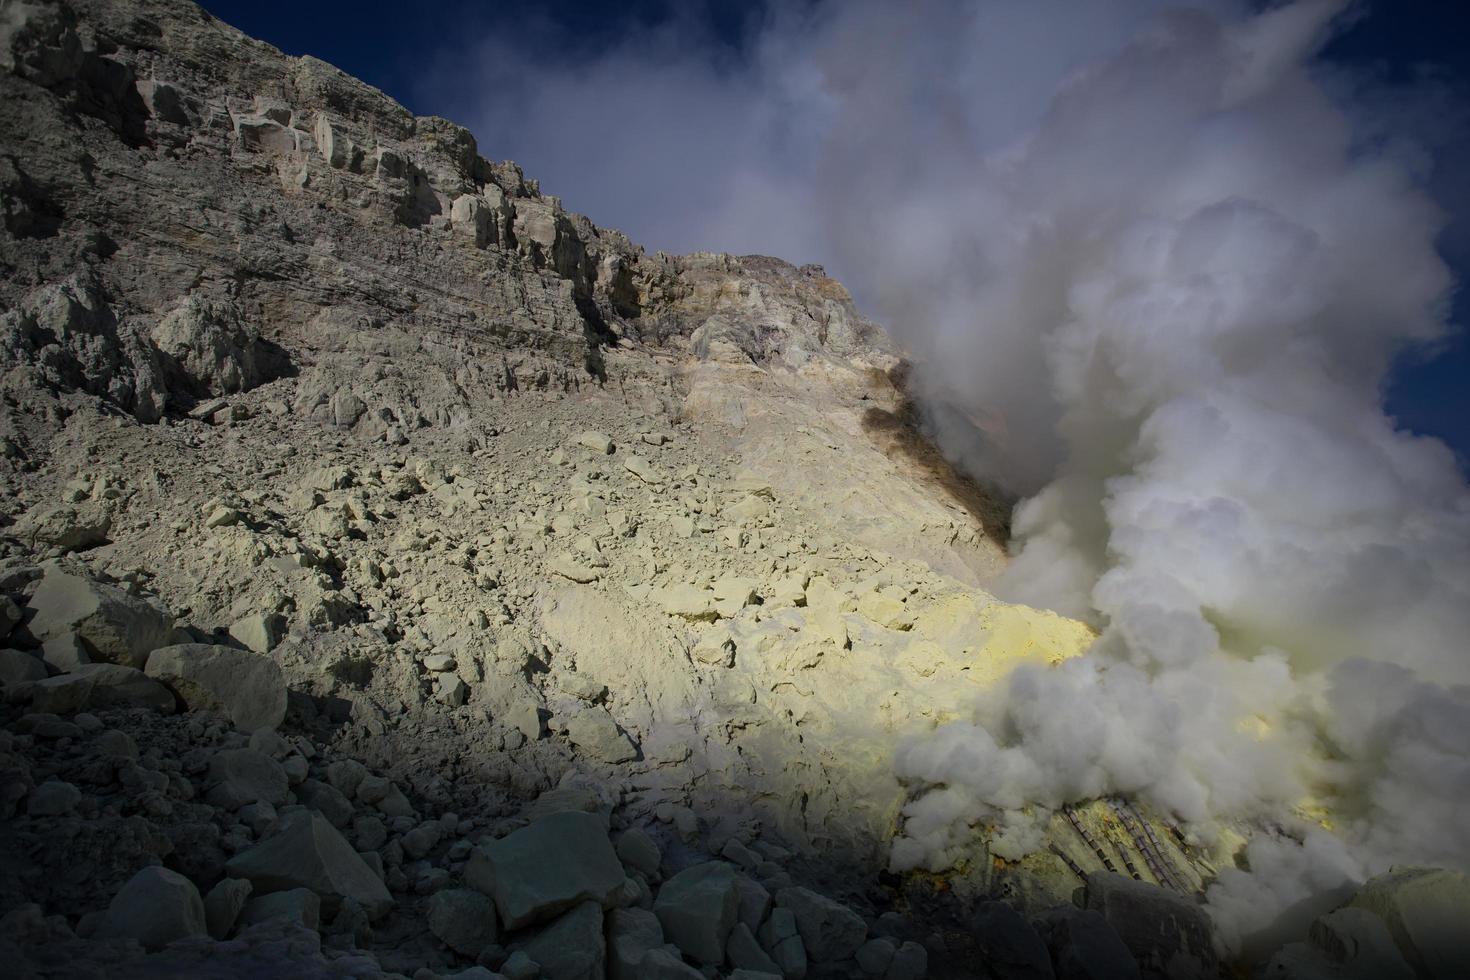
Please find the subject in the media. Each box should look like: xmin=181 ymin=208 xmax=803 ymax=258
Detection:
xmin=548 ymin=554 xmax=601 ymax=584
xmin=768 ymin=573 xmax=809 ymax=607
xmin=857 ymin=590 xmax=909 ymax=630
xmin=622 ymin=455 xmax=660 ymax=484
xmin=574 ymin=431 xmax=614 ymax=454
xmin=660 ymin=584 xmax=717 ymax=621
xmin=725 ymin=494 xmax=770 ymax=522
xmin=711 ymin=577 xmax=759 ymax=618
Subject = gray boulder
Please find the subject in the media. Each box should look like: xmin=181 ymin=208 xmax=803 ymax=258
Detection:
xmin=971 ymin=900 xmax=1054 ymax=980
xmin=1084 ymin=873 xmax=1216 ymax=980
xmin=23 ymin=673 xmax=95 ymax=713
xmin=776 ymin=886 xmax=868 ymax=964
xmin=1035 ymin=905 xmax=1139 ymax=980
xmin=26 ymin=570 xmax=173 ymax=668
xmin=71 ymin=663 xmax=176 ymax=712
xmin=519 ymin=900 xmax=605 ymax=980
xmin=95 ymin=866 xmax=207 ymax=950
xmin=203 ymin=877 xmax=252 ymax=939
xmin=565 ymin=708 xmax=638 ymax=764
xmin=0 ymin=648 xmax=46 ymax=686
xmin=238 ymin=888 xmax=321 ymax=930
xmin=225 ymin=810 xmax=393 ymax=920
xmin=616 ymin=826 xmax=662 ymax=878
xmin=886 ymin=941 xmax=929 ymax=980
xmin=144 ymin=643 xmax=287 ymax=730
xmin=467 ymin=809 xmax=625 ymax=929
xmin=205 ymin=748 xmax=289 ymax=810
xmin=1349 ymin=866 xmax=1470 ymax=980
xmin=40 ymin=632 xmax=90 ymax=671
xmin=428 ymin=888 xmax=499 ymax=958
xmin=608 ymin=906 xmax=664 ymax=980
xmin=27 ymin=779 xmax=81 ymax=816
xmin=638 ymin=947 xmax=705 ymax=979
xmin=654 ymin=861 xmax=739 ymax=966
xmin=729 ymin=921 xmax=782 ymax=975
xmin=297 ymin=778 xmax=354 ymax=827
xmin=758 ymin=907 xmax=808 ymax=979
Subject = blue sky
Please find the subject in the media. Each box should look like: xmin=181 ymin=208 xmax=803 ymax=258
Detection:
xmin=198 ymin=0 xmax=1469 ymax=466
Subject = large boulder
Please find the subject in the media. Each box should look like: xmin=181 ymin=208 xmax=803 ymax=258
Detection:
xmin=654 ymin=861 xmax=739 ymax=966
xmin=1034 ymin=905 xmax=1138 ymax=980
xmin=70 ymin=663 xmax=175 ymax=712
xmin=518 ymin=900 xmax=605 ymax=980
xmin=607 ymin=906 xmax=664 ymax=980
xmin=428 ymin=888 xmax=499 ymax=958
xmin=1084 ymin=873 xmax=1216 ymax=980
xmin=1349 ymin=866 xmax=1470 ymax=980
xmin=144 ymin=644 xmax=286 ymax=731
xmin=224 ymin=810 xmax=393 ymax=920
xmin=205 ymin=748 xmax=290 ymax=810
xmin=26 ymin=570 xmax=173 ymax=668
xmin=776 ymin=886 xmax=868 ymax=964
xmin=971 ymin=900 xmax=1054 ymax=980
xmin=151 ymin=294 xmax=269 ymax=395
xmin=0 ymin=649 xmax=46 ymax=686
xmin=94 ymin=866 xmax=207 ymax=950
xmin=465 ymin=809 xmax=625 ymax=929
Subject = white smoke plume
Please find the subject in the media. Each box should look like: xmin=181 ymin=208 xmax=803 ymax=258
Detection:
xmin=428 ymin=0 xmax=1470 ymax=958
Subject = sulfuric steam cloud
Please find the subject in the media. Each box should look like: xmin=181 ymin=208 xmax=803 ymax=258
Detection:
xmin=434 ymin=0 xmax=1470 ymax=956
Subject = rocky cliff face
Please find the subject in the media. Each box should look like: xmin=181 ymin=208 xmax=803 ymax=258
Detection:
xmin=2 ymin=3 xmax=1464 ymax=979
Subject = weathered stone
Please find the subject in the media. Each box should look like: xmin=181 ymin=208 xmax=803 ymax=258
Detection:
xmin=659 ymin=584 xmax=717 ymax=621
xmin=428 ymin=888 xmax=499 ymax=958
xmin=27 ymin=571 xmax=173 ymax=668
xmin=205 ymin=748 xmax=290 ymax=810
xmin=573 ymin=431 xmax=614 ymax=454
xmin=1349 ymin=866 xmax=1470 ymax=980
xmin=238 ymin=888 xmax=321 ymax=930
xmin=17 ymin=505 xmax=111 ymax=552
xmin=608 ymin=906 xmax=664 ymax=980
xmin=565 ymin=708 xmax=638 ymax=763
xmin=202 ymin=877 xmax=252 ymax=940
xmin=297 ymin=778 xmax=355 ymax=827
xmin=519 ymin=900 xmax=605 ymax=980
xmin=225 ymin=811 xmax=393 ymax=920
xmin=0 ymin=597 xmax=18 ymax=640
xmin=27 ymin=779 xmax=81 ymax=816
xmin=71 ymin=663 xmax=176 ymax=712
xmin=776 ymin=886 xmax=867 ymax=964
xmin=1034 ymin=905 xmax=1139 ymax=980
xmin=0 ymin=648 xmax=46 ymax=686
xmin=1307 ymin=906 xmax=1413 ymax=980
xmin=229 ymin=613 xmax=285 ymax=654
xmin=467 ymin=809 xmax=625 ymax=930
xmin=758 ymin=908 xmax=808 ymax=979
xmin=638 ymin=947 xmax=705 ymax=979
xmin=615 ymin=827 xmax=662 ymax=878
xmin=23 ymin=673 xmax=96 ymax=714
xmin=734 ymin=873 xmax=772 ymax=932
xmin=730 ymin=921 xmax=783 ymax=975
xmin=654 ymin=861 xmax=739 ymax=966
xmin=145 ymin=644 xmax=287 ymax=730
xmin=40 ymin=632 xmax=89 ymax=671
xmin=1085 ymin=873 xmax=1215 ymax=980
xmin=95 ymin=866 xmax=207 ymax=950
xmin=886 ymin=942 xmax=929 ymax=980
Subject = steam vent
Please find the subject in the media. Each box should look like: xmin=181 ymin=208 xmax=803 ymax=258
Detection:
xmin=1 ymin=1 xmax=1467 ymax=978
